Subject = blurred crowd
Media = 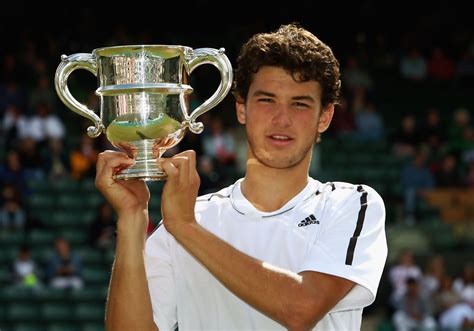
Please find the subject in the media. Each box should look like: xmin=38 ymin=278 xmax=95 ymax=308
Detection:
xmin=1 ymin=15 xmax=473 ymax=330
xmin=388 ymin=250 xmax=473 ymax=330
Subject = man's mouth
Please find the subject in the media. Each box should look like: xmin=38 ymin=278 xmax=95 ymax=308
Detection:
xmin=269 ymin=134 xmax=292 ymax=140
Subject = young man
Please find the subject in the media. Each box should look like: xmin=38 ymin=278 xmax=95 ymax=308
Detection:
xmin=96 ymin=23 xmax=388 ymax=331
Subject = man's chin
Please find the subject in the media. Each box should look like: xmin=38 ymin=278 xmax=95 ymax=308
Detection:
xmin=255 ymin=155 xmax=303 ymax=170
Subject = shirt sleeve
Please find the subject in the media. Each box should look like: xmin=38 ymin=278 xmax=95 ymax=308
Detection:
xmin=298 ymin=184 xmax=388 ymax=311
xmin=144 ymin=224 xmax=178 ymax=331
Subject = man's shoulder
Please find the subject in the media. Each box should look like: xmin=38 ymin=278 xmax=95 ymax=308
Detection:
xmin=319 ymin=180 xmax=383 ymax=201
xmin=193 ymin=183 xmax=238 ymax=221
xmin=195 ymin=180 xmax=238 ymax=206
xmin=196 ymin=188 xmax=231 ymax=203
xmin=314 ymin=180 xmax=385 ymax=216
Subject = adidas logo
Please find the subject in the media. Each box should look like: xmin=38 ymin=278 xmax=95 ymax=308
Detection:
xmin=298 ymin=214 xmax=319 ymax=227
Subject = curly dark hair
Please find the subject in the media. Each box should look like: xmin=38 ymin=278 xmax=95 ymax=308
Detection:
xmin=233 ymin=23 xmax=341 ymax=108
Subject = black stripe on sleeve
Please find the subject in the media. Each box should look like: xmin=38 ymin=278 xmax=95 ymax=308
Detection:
xmin=345 ymin=185 xmax=368 ymax=266
xmin=196 ymin=193 xmax=230 ymax=202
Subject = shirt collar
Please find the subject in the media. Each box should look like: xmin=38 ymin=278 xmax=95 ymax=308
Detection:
xmin=230 ymin=177 xmax=321 ymax=218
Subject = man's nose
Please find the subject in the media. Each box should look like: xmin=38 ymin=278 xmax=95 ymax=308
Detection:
xmin=271 ymin=105 xmax=292 ymax=127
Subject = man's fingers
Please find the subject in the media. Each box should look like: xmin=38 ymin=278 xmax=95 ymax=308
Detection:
xmin=180 ymin=150 xmax=197 ymax=180
xmin=96 ymin=151 xmax=135 ymax=188
xmin=174 ymin=156 xmax=190 ymax=185
xmin=158 ymin=150 xmax=197 ymax=184
xmin=161 ymin=157 xmax=188 ymax=182
xmin=160 ymin=161 xmax=179 ymax=180
xmin=96 ymin=150 xmax=131 ymax=173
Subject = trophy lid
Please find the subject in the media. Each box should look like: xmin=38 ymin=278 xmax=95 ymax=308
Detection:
xmin=93 ymin=45 xmax=192 ymax=58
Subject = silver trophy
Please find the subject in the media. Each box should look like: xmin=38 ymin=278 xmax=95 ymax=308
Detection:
xmin=55 ymin=45 xmax=233 ymax=180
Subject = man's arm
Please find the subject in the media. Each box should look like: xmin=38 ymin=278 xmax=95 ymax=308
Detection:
xmin=159 ymin=152 xmax=355 ymax=330
xmin=173 ymin=222 xmax=354 ymax=330
xmin=105 ymin=211 xmax=158 ymax=331
xmin=94 ymin=151 xmax=158 ymax=331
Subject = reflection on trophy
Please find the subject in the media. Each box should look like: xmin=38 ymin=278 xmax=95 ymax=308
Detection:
xmin=55 ymin=45 xmax=233 ymax=180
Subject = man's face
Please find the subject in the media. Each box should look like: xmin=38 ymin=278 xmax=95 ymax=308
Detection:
xmin=236 ymin=66 xmax=333 ymax=170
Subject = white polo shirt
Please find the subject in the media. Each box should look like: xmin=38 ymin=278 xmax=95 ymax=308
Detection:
xmin=145 ymin=177 xmax=387 ymax=331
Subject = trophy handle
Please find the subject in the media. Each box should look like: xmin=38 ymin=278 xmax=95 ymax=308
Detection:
xmin=185 ymin=48 xmax=233 ymax=134
xmin=55 ymin=53 xmax=104 ymax=138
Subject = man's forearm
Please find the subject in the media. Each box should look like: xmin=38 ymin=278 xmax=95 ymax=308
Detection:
xmin=105 ymin=212 xmax=158 ymax=331
xmin=171 ymin=223 xmax=327 ymax=330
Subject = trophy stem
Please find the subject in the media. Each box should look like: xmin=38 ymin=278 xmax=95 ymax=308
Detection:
xmin=113 ymin=139 xmax=167 ymax=181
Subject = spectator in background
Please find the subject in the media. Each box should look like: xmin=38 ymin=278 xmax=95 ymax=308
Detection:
xmin=25 ymin=101 xmax=65 ymax=150
xmin=421 ymin=255 xmax=446 ymax=300
xmin=351 ymin=87 xmax=384 ymax=142
xmin=0 ymin=79 xmax=27 ymax=113
xmin=17 ymin=137 xmax=45 ymax=181
xmin=70 ymin=133 xmax=100 ymax=180
xmin=46 ymin=237 xmax=84 ymax=290
xmin=202 ymin=116 xmax=236 ymax=168
xmin=426 ymin=47 xmax=455 ymax=82
xmin=419 ymin=108 xmax=446 ymax=147
xmin=455 ymin=50 xmax=474 ymax=86
xmin=438 ymin=300 xmax=474 ymax=331
xmin=392 ymin=277 xmax=437 ymax=331
xmin=419 ymin=108 xmax=447 ymax=167
xmin=400 ymin=47 xmax=427 ymax=81
xmin=433 ymin=153 xmax=464 ymax=188
xmin=465 ymin=162 xmax=474 ymax=188
xmin=372 ymin=32 xmax=397 ymax=72
xmin=327 ymin=96 xmax=355 ymax=140
xmin=453 ymin=262 xmax=474 ymax=307
xmin=389 ymin=250 xmax=423 ymax=310
xmin=392 ymin=113 xmax=419 ymax=159
xmin=342 ymin=55 xmax=374 ymax=95
xmin=0 ymin=150 xmax=28 ymax=196
xmin=432 ymin=275 xmax=460 ymax=318
xmin=354 ymin=100 xmax=385 ymax=142
xmin=0 ymin=53 xmax=26 ymax=85
xmin=0 ymin=184 xmax=27 ymax=233
xmin=229 ymin=123 xmax=248 ymax=177
xmin=88 ymin=202 xmax=116 ymax=250
xmin=461 ymin=126 xmax=474 ymax=165
xmin=437 ymin=271 xmax=474 ymax=331
xmin=448 ymin=108 xmax=470 ymax=154
xmin=10 ymin=244 xmax=42 ymax=289
xmin=400 ymin=147 xmax=435 ymax=223
xmin=28 ymin=75 xmax=57 ymax=112
xmin=42 ymin=138 xmax=71 ymax=180
xmin=2 ymin=104 xmax=29 ymax=151
xmin=197 ymin=155 xmax=222 ymax=195
xmin=23 ymin=47 xmax=48 ymax=82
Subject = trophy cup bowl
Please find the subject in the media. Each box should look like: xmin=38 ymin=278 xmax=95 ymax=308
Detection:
xmin=55 ymin=45 xmax=233 ymax=180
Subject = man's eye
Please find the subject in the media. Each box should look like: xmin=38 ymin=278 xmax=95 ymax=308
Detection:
xmin=257 ymin=98 xmax=273 ymax=103
xmin=293 ymin=102 xmax=309 ymax=108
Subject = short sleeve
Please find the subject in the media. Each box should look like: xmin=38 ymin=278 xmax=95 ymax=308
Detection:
xmin=145 ymin=224 xmax=178 ymax=331
xmin=298 ymin=184 xmax=388 ymax=311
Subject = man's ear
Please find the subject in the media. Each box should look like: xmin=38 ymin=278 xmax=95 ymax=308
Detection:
xmin=317 ymin=104 xmax=334 ymax=133
xmin=236 ymin=100 xmax=246 ymax=124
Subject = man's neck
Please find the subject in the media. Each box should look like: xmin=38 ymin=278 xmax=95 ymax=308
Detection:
xmin=241 ymin=163 xmax=310 ymax=213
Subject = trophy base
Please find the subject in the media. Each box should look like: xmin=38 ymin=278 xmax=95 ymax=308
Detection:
xmin=113 ymin=158 xmax=167 ymax=181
